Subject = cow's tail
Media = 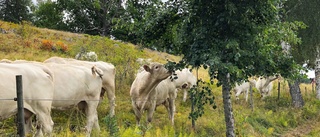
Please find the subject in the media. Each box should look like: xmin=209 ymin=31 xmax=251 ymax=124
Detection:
xmin=91 ymin=65 xmax=104 ymax=78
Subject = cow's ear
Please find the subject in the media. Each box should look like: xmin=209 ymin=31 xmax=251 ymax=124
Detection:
xmin=143 ymin=65 xmax=151 ymax=72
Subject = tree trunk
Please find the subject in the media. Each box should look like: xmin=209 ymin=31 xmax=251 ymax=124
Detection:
xmin=288 ymin=80 xmax=304 ymax=108
xmin=316 ymin=57 xmax=320 ymax=99
xmin=222 ymin=73 xmax=235 ymax=137
xmin=101 ymin=0 xmax=108 ymax=36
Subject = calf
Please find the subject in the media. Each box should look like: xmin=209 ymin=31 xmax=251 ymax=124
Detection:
xmin=130 ymin=62 xmax=171 ymax=125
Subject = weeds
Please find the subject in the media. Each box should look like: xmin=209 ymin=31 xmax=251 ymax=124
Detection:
xmin=103 ymin=115 xmax=119 ymax=137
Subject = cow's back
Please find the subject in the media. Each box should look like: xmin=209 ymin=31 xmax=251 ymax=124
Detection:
xmin=44 ymin=63 xmax=102 ymax=108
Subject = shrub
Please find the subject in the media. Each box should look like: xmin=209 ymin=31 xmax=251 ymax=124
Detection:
xmin=103 ymin=115 xmax=119 ymax=137
xmin=56 ymin=41 xmax=68 ymax=52
xmin=302 ymin=104 xmax=318 ymax=120
xmin=40 ymin=39 xmax=54 ymax=51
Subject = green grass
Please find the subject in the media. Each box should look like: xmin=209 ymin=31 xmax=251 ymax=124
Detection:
xmin=1 ymin=20 xmax=320 ymax=137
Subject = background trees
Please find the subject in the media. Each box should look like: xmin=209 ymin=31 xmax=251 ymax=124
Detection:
xmin=0 ymin=0 xmax=33 ymax=23
xmin=283 ymin=0 xmax=320 ymax=100
xmin=33 ymin=1 xmax=66 ymax=30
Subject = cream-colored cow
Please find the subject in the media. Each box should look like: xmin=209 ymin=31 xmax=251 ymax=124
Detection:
xmin=44 ymin=56 xmax=116 ymax=117
xmin=44 ymin=63 xmax=103 ymax=136
xmin=0 ymin=63 xmax=54 ymax=136
xmin=130 ymin=63 xmax=172 ymax=125
xmin=256 ymin=76 xmax=278 ymax=99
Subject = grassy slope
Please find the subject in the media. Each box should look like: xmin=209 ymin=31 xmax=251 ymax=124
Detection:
xmin=1 ymin=20 xmax=320 ymax=137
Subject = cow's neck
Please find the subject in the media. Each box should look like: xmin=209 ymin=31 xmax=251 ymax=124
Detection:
xmin=139 ymin=74 xmax=161 ymax=96
xmin=264 ymin=76 xmax=277 ymax=87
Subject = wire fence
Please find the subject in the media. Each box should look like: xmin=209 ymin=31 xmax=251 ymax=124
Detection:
xmin=0 ymin=98 xmax=185 ymax=102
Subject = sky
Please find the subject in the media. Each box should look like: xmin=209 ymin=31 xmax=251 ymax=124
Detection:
xmin=32 ymin=0 xmax=37 ymax=5
xmin=305 ymin=70 xmax=315 ymax=78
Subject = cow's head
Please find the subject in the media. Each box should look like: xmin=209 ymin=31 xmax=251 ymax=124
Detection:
xmin=143 ymin=62 xmax=172 ymax=81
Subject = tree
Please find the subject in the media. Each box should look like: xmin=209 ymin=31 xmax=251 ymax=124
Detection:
xmin=33 ymin=1 xmax=67 ymax=30
xmin=0 ymin=0 xmax=33 ymax=23
xmin=284 ymin=0 xmax=320 ymax=100
xmin=138 ymin=0 xmax=303 ymax=136
xmin=53 ymin=0 xmax=125 ymax=36
xmin=113 ymin=0 xmax=183 ymax=53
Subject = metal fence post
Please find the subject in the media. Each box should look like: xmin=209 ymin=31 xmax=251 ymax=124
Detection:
xmin=277 ymin=80 xmax=280 ymax=101
xmin=250 ymin=85 xmax=254 ymax=112
xmin=15 ymin=75 xmax=25 ymax=137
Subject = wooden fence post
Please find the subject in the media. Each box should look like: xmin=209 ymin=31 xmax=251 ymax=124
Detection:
xmin=15 ymin=75 xmax=25 ymax=137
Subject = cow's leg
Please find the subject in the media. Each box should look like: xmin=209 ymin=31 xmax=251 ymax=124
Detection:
xmin=34 ymin=101 xmax=54 ymax=137
xmin=104 ymin=83 xmax=116 ymax=117
xmin=183 ymin=89 xmax=188 ymax=102
xmin=147 ymin=100 xmax=156 ymax=123
xmin=168 ymin=98 xmax=175 ymax=125
xmin=163 ymin=100 xmax=171 ymax=120
xmin=245 ymin=89 xmax=249 ymax=102
xmin=85 ymin=101 xmax=100 ymax=136
xmin=131 ymin=101 xmax=141 ymax=125
xmin=235 ymin=90 xmax=241 ymax=100
xmin=24 ymin=108 xmax=34 ymax=134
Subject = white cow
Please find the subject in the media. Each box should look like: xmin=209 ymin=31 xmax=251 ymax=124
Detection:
xmin=155 ymin=79 xmax=177 ymax=125
xmin=174 ymin=68 xmax=197 ymax=102
xmin=233 ymin=80 xmax=256 ymax=101
xmin=154 ymin=68 xmax=196 ymax=125
xmin=0 ymin=63 xmax=54 ymax=136
xmin=130 ymin=62 xmax=172 ymax=125
xmin=44 ymin=63 xmax=103 ymax=136
xmin=256 ymin=76 xmax=278 ymax=99
xmin=44 ymin=56 xmax=116 ymax=116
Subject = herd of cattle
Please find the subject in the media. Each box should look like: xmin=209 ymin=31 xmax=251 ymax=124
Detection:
xmin=0 ymin=56 xmax=278 ymax=136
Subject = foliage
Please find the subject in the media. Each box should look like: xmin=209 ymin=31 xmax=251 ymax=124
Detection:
xmin=283 ymin=0 xmax=320 ymax=67
xmin=40 ymin=39 xmax=54 ymax=51
xmin=188 ymin=80 xmax=217 ymax=121
xmin=114 ymin=0 xmax=184 ymax=53
xmin=33 ymin=1 xmax=67 ymax=30
xmin=0 ymin=0 xmax=34 ymax=23
xmin=103 ymin=115 xmax=120 ymax=136
xmin=55 ymin=41 xmax=68 ymax=52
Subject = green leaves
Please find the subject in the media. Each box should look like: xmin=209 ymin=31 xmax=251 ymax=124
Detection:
xmin=188 ymin=79 xmax=217 ymax=121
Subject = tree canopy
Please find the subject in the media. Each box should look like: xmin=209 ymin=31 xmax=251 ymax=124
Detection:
xmin=284 ymin=0 xmax=320 ymax=68
xmin=0 ymin=0 xmax=33 ymax=23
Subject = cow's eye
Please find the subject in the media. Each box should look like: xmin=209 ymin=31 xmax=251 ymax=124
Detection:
xmin=155 ymin=66 xmax=159 ymax=69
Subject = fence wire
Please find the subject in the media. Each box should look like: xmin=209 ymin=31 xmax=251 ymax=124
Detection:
xmin=0 ymin=98 xmax=180 ymax=102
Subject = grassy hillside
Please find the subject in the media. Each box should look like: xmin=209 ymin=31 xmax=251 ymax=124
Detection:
xmin=1 ymin=20 xmax=320 ymax=137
